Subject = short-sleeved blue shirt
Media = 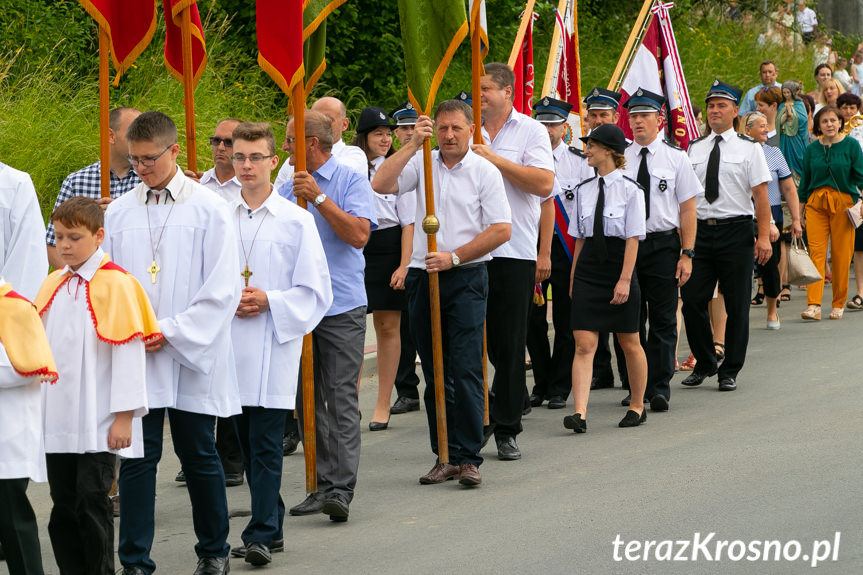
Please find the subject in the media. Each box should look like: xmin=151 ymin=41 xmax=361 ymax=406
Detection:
xmin=279 ymin=155 xmax=378 ymax=316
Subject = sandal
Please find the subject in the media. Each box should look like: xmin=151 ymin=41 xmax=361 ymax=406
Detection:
xmin=713 ymin=342 xmax=726 ymax=361
xmin=679 ymin=354 xmax=696 ymax=371
xmin=801 ymin=305 xmax=821 ymax=321
xmin=779 ymin=285 xmax=792 ymax=302
xmin=751 ymin=288 xmax=765 ymax=306
xmin=846 ymin=295 xmax=863 ymax=310
xmin=829 ymin=307 xmax=844 ymax=320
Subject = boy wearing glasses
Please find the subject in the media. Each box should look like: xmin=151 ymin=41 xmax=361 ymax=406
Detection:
xmin=225 ymin=122 xmax=332 ymax=566
xmin=103 ymin=111 xmax=241 ymax=575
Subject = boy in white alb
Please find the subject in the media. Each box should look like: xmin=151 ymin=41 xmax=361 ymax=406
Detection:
xmin=225 ymin=123 xmax=332 ymax=566
xmin=35 ymin=197 xmax=158 ymax=575
xmin=0 ymin=276 xmax=57 ymax=575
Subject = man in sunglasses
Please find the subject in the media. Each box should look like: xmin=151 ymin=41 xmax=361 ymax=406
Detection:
xmin=185 ymin=118 xmax=243 ymax=203
xmin=46 ymin=106 xmax=141 ymax=270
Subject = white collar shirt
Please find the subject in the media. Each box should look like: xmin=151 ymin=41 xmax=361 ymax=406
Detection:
xmin=687 ymin=128 xmax=771 ymax=219
xmin=481 ymin=108 xmax=555 ymax=260
xmin=371 ymin=156 xmax=415 ymax=230
xmin=797 ymin=7 xmax=817 ymax=32
xmin=568 ymin=169 xmax=646 ymax=240
xmin=200 ymin=167 xmax=242 ymax=203
xmin=273 ymin=139 xmax=369 ymax=191
xmin=134 ymin=166 xmax=202 ymax=205
xmin=624 ymin=136 xmax=703 ymax=233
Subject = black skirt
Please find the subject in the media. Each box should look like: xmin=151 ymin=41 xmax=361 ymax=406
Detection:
xmin=570 ymin=236 xmax=641 ymax=333
xmin=364 ymin=226 xmax=407 ymax=312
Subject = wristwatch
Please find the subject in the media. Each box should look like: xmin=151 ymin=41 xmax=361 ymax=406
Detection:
xmin=313 ymin=193 xmax=327 ymax=207
xmin=681 ymin=249 xmax=695 ymax=259
xmin=451 ymin=251 xmax=461 ymax=267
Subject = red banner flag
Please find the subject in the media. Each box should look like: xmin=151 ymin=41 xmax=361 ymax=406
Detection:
xmin=163 ymin=0 xmax=206 ymax=87
xmin=77 ymin=0 xmax=157 ymax=84
xmin=257 ymin=0 xmax=304 ymax=96
xmin=512 ymin=11 xmax=537 ymax=115
xmin=616 ymin=3 xmax=698 ymax=149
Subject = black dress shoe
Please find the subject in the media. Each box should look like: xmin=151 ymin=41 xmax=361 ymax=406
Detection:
xmin=121 ymin=567 xmax=147 ymax=575
xmin=368 ymin=419 xmax=389 ymax=431
xmin=230 ymin=539 xmax=284 ymax=558
xmin=390 ymin=396 xmax=420 ymax=414
xmin=225 ymin=472 xmax=244 ymax=487
xmin=322 ymin=494 xmax=350 ymax=522
xmin=522 ymin=404 xmax=532 ymax=416
xmin=718 ymin=377 xmax=737 ymax=391
xmin=563 ymin=413 xmax=586 ymax=433
xmin=590 ymin=377 xmax=614 ymax=390
xmin=193 ymin=556 xmax=229 ymax=575
xmin=681 ymin=368 xmax=717 ymax=387
xmin=618 ymin=409 xmax=647 ymax=428
xmin=496 ymin=436 xmax=521 ymax=460
xmin=620 ymin=393 xmax=631 ymax=406
xmin=529 ymin=393 xmax=544 ymax=407
xmin=547 ymin=396 xmax=566 ymax=409
xmin=282 ymin=431 xmax=299 ymax=456
xmin=650 ymin=395 xmax=669 ymax=412
xmin=244 ymin=542 xmax=272 ymax=566
xmin=175 ymin=469 xmax=186 ymax=482
xmin=289 ymin=492 xmax=324 ymax=516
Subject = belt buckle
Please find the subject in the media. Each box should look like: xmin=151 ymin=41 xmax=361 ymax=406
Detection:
xmin=706 ymin=218 xmax=718 ymax=226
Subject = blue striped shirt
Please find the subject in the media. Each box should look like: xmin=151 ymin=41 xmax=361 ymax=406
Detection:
xmin=762 ymin=144 xmax=792 ymax=206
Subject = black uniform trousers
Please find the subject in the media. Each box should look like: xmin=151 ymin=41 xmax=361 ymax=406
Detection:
xmin=215 ymin=416 xmax=243 ymax=476
xmin=394 ymin=309 xmax=421 ymax=400
xmin=681 ymin=219 xmax=754 ymax=380
xmin=486 ymin=257 xmax=536 ymax=440
xmin=0 ymin=478 xmax=44 ymax=575
xmin=526 ymin=237 xmax=574 ymax=400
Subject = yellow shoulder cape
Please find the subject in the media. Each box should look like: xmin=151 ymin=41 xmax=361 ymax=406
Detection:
xmin=35 ymin=253 xmax=162 ymax=346
xmin=0 ymin=283 xmax=58 ymax=382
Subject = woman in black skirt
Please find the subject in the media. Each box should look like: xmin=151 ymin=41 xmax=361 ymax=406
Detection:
xmin=565 ymin=124 xmax=648 ymax=432
xmin=351 ymin=107 xmax=416 ymax=430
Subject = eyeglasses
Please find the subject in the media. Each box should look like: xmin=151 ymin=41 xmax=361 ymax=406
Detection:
xmin=209 ymin=136 xmax=233 ymax=147
xmin=231 ymin=154 xmax=275 ymax=164
xmin=283 ymin=136 xmax=314 ymax=145
xmin=127 ymin=145 xmax=173 ymax=167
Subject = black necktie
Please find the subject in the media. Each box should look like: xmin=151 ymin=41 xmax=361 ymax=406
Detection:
xmin=594 ymin=177 xmax=607 ymax=263
xmin=705 ymin=135 xmax=722 ymax=204
xmin=638 ymin=147 xmax=651 ymax=219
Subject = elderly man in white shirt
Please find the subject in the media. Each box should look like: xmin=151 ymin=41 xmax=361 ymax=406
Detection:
xmin=797 ymin=0 xmax=818 ymax=44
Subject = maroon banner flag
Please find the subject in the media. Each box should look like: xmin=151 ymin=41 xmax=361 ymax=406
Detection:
xmin=257 ymin=0 xmax=304 ymax=96
xmin=77 ymin=0 xmax=157 ymax=84
xmin=512 ymin=11 xmax=538 ymax=115
xmin=163 ymin=0 xmax=207 ymax=87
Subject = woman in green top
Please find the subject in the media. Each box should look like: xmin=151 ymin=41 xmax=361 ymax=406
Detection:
xmin=798 ymin=106 xmax=863 ymax=320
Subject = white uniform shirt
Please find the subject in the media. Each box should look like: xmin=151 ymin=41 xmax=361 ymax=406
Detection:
xmin=371 ymin=155 xmax=416 ymax=230
xmin=0 ymin=162 xmax=48 ymax=300
xmin=0 ymin=275 xmax=46 ymax=481
xmin=230 ymin=192 xmax=332 ymax=409
xmin=273 ymin=140 xmax=368 ymax=192
xmin=481 ymin=109 xmax=555 ymax=260
xmin=624 ymin=137 xmax=703 ymax=233
xmin=398 ymin=148 xmax=511 ymax=270
xmin=200 ymin=167 xmax=242 ymax=203
xmin=797 ymin=7 xmax=817 ymax=33
xmin=40 ymin=248 xmax=148 ymax=457
xmin=545 ymin=144 xmax=594 ymax=214
xmin=569 ymin=169 xmax=646 ymax=240
xmin=688 ymin=128 xmax=771 ymax=219
xmin=103 ymin=167 xmax=242 ymax=417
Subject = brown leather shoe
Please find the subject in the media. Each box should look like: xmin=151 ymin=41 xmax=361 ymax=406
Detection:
xmin=458 ymin=463 xmax=482 ymax=486
xmin=419 ymin=462 xmax=460 ymax=484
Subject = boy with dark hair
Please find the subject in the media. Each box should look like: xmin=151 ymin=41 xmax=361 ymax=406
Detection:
xmin=35 ymin=196 xmax=159 ymax=575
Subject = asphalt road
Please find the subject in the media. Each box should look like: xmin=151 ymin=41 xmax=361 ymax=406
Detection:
xmin=4 ymin=285 xmax=861 ymax=575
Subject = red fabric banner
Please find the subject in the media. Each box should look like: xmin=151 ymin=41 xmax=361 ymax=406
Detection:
xmin=257 ymin=0 xmax=304 ymax=96
xmin=77 ymin=0 xmax=157 ymax=83
xmin=163 ymin=0 xmax=207 ymax=87
xmin=512 ymin=11 xmax=537 ymax=115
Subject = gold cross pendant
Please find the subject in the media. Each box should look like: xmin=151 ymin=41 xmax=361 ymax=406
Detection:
xmin=241 ymin=265 xmax=253 ymax=287
xmin=148 ymin=260 xmax=160 ymax=284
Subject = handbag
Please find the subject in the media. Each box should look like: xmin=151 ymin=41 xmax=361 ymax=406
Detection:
xmin=786 ymin=237 xmax=823 ymax=285
xmin=846 ymin=198 xmax=863 ymax=229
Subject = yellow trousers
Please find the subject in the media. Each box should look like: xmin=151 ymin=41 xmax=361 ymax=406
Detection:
xmin=805 ymin=187 xmax=856 ymax=308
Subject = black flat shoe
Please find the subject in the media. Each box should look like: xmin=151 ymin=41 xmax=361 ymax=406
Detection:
xmin=547 ymin=395 xmax=566 ymax=409
xmin=718 ymin=377 xmax=737 ymax=391
xmin=563 ymin=413 xmax=587 ymax=433
xmin=618 ymin=409 xmax=646 ymax=427
xmin=368 ymin=420 xmax=389 ymax=431
xmin=650 ymin=395 xmax=669 ymax=412
xmin=529 ymin=393 xmax=544 ymax=407
xmin=681 ymin=368 xmax=717 ymax=387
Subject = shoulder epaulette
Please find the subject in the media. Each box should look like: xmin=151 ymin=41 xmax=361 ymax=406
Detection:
xmin=568 ymin=146 xmax=586 ymax=158
xmin=737 ymin=133 xmax=756 ymax=143
xmin=575 ymin=175 xmax=597 ymax=188
xmin=663 ymin=138 xmax=683 ymax=151
xmin=689 ymin=134 xmax=709 ymax=145
xmin=622 ymin=175 xmax=645 ymax=191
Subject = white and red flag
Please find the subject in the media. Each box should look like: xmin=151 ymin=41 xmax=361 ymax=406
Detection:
xmin=616 ymin=2 xmax=698 ymax=149
xmin=545 ymin=0 xmax=583 ymax=145
xmin=512 ymin=10 xmax=538 ymax=115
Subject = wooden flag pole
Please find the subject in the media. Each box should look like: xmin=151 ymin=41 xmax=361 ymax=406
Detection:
xmin=180 ymin=7 xmax=198 ymax=173
xmin=607 ymin=0 xmax=654 ymax=92
xmin=291 ymin=82 xmax=317 ymax=493
xmin=470 ymin=3 xmax=489 ymax=427
xmin=541 ymin=0 xmax=568 ymax=97
xmin=98 ymin=28 xmax=110 ymax=199
xmin=507 ymin=0 xmax=537 ymax=69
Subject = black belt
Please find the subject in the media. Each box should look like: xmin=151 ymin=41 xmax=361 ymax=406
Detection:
xmin=698 ymin=215 xmax=752 ymax=226
xmin=643 ymin=229 xmax=677 ymax=240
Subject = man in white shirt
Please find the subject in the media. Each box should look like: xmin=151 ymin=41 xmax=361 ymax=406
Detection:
xmin=474 ymin=62 xmax=554 ymax=461
xmin=797 ymin=0 xmax=818 ymax=44
xmin=372 ymin=99 xmax=511 ymax=486
xmin=188 ymin=118 xmax=243 ymax=203
xmin=738 ymin=61 xmax=782 ymax=116
xmin=273 ymin=96 xmax=367 ymax=190
xmin=681 ymin=80 xmax=772 ymax=393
